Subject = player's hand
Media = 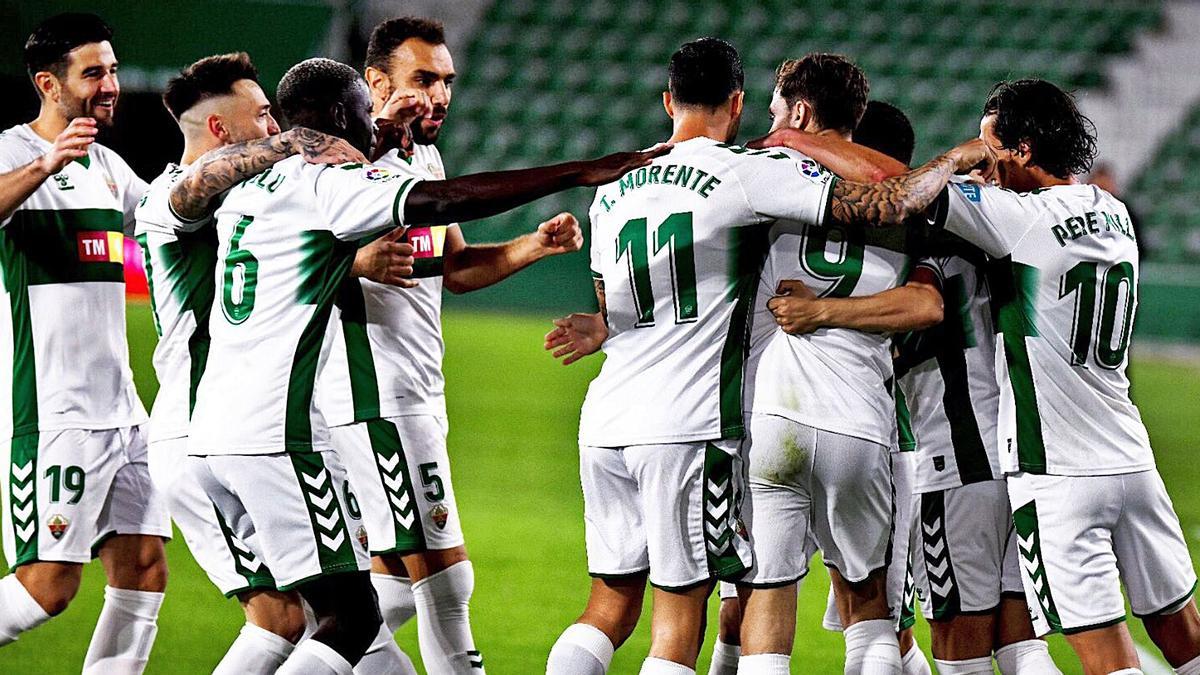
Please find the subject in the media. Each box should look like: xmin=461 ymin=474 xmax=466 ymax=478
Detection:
xmin=378 ymin=88 xmax=431 ymax=126
xmin=36 ymin=118 xmax=97 ymax=175
xmin=767 ymin=280 xmax=826 ymax=335
xmin=745 ymin=128 xmax=802 ymax=150
xmin=577 ymin=143 xmax=673 ymax=186
xmin=289 ymin=128 xmax=368 ymax=165
xmin=544 ymin=312 xmax=607 ymax=365
xmin=351 ymin=228 xmax=418 ymax=288
xmin=947 ymin=138 xmax=997 ymax=180
xmin=534 ymin=212 xmax=583 ymax=256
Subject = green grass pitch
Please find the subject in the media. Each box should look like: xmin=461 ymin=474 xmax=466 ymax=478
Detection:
xmin=1 ymin=302 xmax=1197 ymax=673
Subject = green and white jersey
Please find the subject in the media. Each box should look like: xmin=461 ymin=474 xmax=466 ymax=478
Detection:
xmin=317 ymin=144 xmax=453 ymax=426
xmin=893 ymin=254 xmax=1003 ymax=492
xmin=134 ymin=164 xmax=218 ymax=443
xmin=748 ymin=200 xmax=919 ymax=447
xmin=935 ymin=181 xmax=1151 ymax=476
xmin=0 ymin=123 xmax=148 ymax=438
xmin=578 ymin=137 xmax=833 ymax=447
xmin=188 ymin=155 xmax=420 ymax=456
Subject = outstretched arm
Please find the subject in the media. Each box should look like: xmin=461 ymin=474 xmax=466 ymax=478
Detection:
xmin=829 ymin=139 xmax=994 ymax=226
xmin=749 ymin=128 xmax=908 ymax=183
xmin=443 ymin=212 xmax=583 ymax=294
xmin=767 ymin=270 xmax=943 ymax=336
xmin=169 ymin=128 xmax=366 ymax=222
xmin=544 ymin=278 xmax=608 ymax=366
xmin=403 ymin=145 xmax=670 ymax=225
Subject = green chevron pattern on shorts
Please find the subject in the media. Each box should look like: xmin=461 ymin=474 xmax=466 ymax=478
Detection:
xmin=366 ymin=419 xmax=427 ymax=553
xmin=1012 ymin=499 xmax=1062 ymax=632
xmin=289 ymin=452 xmax=357 ymax=573
xmin=8 ymin=434 xmax=38 ymax=566
xmin=703 ymin=443 xmax=746 ymax=579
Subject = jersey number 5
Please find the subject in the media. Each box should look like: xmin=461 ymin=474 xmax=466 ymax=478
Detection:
xmin=615 ymin=211 xmax=698 ymax=328
xmin=1059 ymin=261 xmax=1135 ymax=369
xmin=222 ymin=215 xmax=260 ymax=324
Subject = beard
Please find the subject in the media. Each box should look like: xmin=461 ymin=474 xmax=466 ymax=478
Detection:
xmin=410 ymin=106 xmax=447 ymax=145
xmin=60 ymin=91 xmax=116 ymax=127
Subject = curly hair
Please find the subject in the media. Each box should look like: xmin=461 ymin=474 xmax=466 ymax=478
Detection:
xmin=983 ymin=79 xmax=1098 ymax=178
xmin=775 ymin=53 xmax=869 ymax=134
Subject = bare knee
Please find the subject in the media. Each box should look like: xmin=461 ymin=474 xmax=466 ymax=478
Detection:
xmin=718 ymin=597 xmax=742 ymax=645
xmin=15 ymin=562 xmax=83 ymax=615
xmin=241 ymin=590 xmax=308 ymax=643
xmin=579 ymin=576 xmax=646 ymax=648
xmin=1143 ymin=599 xmax=1200 ymax=667
xmin=832 ymin=567 xmax=890 ymax=625
xmin=98 ymin=535 xmax=168 ymax=592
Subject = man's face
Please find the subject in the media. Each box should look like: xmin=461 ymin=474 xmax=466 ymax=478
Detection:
xmin=979 ymin=113 xmax=1017 ymax=188
xmin=53 ymin=41 xmax=120 ymax=126
xmin=382 ymin=39 xmax=455 ymax=144
xmin=344 ymin=80 xmax=377 ymax=155
xmin=767 ymin=88 xmax=795 ymax=133
xmin=216 ymin=79 xmax=280 ymax=143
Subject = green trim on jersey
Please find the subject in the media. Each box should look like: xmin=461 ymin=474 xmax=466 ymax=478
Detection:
xmin=994 ymin=261 xmax=1048 ymax=473
xmin=335 ymin=280 xmax=382 ymax=422
xmin=718 ymin=227 xmax=769 ymax=437
xmin=3 ymin=209 xmax=125 ymax=285
xmin=939 ymin=275 xmax=994 ymax=484
xmin=289 ymin=452 xmax=358 ymax=573
xmin=135 ymin=235 xmax=163 ymax=337
xmin=7 ymin=434 xmax=39 ymax=566
xmin=0 ymin=225 xmax=40 ymax=436
xmin=212 ymin=504 xmax=276 ymax=596
xmin=1012 ymin=500 xmax=1062 ymax=632
xmin=365 ymin=419 xmax=427 ymax=554
xmin=284 ymin=231 xmax=356 ymax=451
xmin=895 ymin=386 xmax=916 ymax=452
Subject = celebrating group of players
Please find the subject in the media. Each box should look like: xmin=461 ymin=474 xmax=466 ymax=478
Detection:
xmin=0 ymin=9 xmax=1197 ymax=675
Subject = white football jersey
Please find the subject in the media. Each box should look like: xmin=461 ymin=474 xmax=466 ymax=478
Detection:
xmin=188 ymin=155 xmax=420 ymax=456
xmin=578 ymin=137 xmax=833 ymax=447
xmin=936 ymin=181 xmax=1152 ymax=475
xmin=894 ymin=254 xmax=1003 ymax=492
xmin=134 ymin=165 xmax=219 ymax=443
xmin=317 ymin=144 xmax=454 ymax=425
xmin=748 ymin=204 xmax=919 ymax=447
xmin=0 ymin=124 xmax=148 ymax=438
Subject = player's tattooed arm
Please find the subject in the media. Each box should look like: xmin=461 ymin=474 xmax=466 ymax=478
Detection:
xmin=404 ymin=144 xmax=671 ymax=225
xmin=828 ymin=139 xmax=994 ymax=226
xmin=749 ymin=128 xmax=908 ymax=183
xmin=168 ymin=128 xmax=366 ymax=222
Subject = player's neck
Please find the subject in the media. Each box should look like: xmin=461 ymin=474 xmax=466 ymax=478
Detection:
xmin=1012 ymin=165 xmax=1074 ymax=192
xmin=668 ymin=113 xmax=731 ymax=144
xmin=29 ymin=108 xmax=69 ymax=143
xmin=179 ymin=134 xmax=222 ymax=166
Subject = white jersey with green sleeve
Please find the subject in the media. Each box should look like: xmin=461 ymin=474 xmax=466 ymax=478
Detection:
xmin=893 ymin=254 xmax=1003 ymax=492
xmin=935 ymin=181 xmax=1151 ymax=475
xmin=748 ymin=196 xmax=918 ymax=447
xmin=133 ymin=164 xmax=219 ymax=443
xmin=578 ymin=137 xmax=833 ymax=447
xmin=187 ymin=155 xmax=420 ymax=456
xmin=316 ymin=143 xmax=454 ymax=426
xmin=0 ymin=123 xmax=148 ymax=438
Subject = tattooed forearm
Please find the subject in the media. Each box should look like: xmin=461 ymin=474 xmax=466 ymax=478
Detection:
xmin=829 ymin=152 xmax=957 ymax=227
xmin=169 ymin=131 xmax=299 ymax=221
xmin=594 ymin=278 xmax=607 ymax=321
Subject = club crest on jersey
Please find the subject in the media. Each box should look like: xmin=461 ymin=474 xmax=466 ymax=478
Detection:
xmin=355 ymin=526 xmax=369 ymax=550
xmin=77 ymin=231 xmax=124 ymax=263
xmin=362 ymin=166 xmax=402 ymax=183
xmin=954 ymin=183 xmax=982 ymax=202
xmin=429 ymin=503 xmax=449 ymax=530
xmin=428 ymin=163 xmax=445 ymax=179
xmin=104 ymin=171 xmax=119 ymax=199
xmin=47 ymin=514 xmax=69 ymax=540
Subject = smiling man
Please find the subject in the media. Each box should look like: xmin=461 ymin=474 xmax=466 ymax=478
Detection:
xmin=0 ymin=13 xmax=171 ymax=674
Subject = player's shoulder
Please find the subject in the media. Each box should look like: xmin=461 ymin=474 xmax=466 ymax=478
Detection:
xmin=0 ymin=124 xmax=40 ymax=161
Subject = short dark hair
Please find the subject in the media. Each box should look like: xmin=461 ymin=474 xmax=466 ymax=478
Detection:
xmin=364 ymin=17 xmax=446 ymax=72
xmin=983 ymin=79 xmax=1098 ymax=178
xmin=277 ymin=57 xmax=362 ymax=125
xmin=775 ymin=53 xmax=869 ymax=134
xmin=162 ymin=52 xmax=259 ymax=120
xmin=24 ymin=12 xmax=113 ymax=79
xmin=668 ymin=37 xmax=744 ymax=108
xmin=854 ymin=101 xmax=915 ymax=165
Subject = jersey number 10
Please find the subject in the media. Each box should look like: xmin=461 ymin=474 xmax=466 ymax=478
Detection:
xmin=1058 ymin=261 xmax=1135 ymax=369
xmin=615 ymin=212 xmax=698 ymax=328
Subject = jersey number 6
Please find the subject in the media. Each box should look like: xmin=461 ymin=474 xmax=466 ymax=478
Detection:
xmin=222 ymin=215 xmax=260 ymax=324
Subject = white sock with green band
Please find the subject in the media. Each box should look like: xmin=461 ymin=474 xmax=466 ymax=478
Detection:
xmin=412 ymin=561 xmax=484 ymax=673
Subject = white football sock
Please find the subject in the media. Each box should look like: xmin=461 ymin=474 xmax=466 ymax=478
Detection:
xmin=995 ymin=639 xmax=1061 ymax=675
xmin=82 ymin=586 xmax=164 ymax=674
xmin=547 ymin=623 xmax=613 ymax=675
xmin=640 ymin=656 xmax=695 ymax=673
xmin=0 ymin=575 xmax=51 ymax=645
xmin=372 ymin=573 xmax=417 ymax=631
xmin=1107 ymin=669 xmax=1143 ymax=674
xmin=900 ymin=643 xmax=932 ymax=675
xmin=412 ymin=560 xmax=484 ymax=673
xmin=213 ymin=622 xmax=295 ymax=675
xmin=933 ymin=656 xmax=994 ymax=674
xmin=355 ymin=622 xmax=418 ymax=675
xmin=844 ymin=619 xmax=901 ymax=675
xmin=737 ymin=653 xmax=790 ymax=674
xmin=1176 ymin=652 xmax=1200 ymax=675
xmin=707 ymin=640 xmax=740 ymax=675
xmin=277 ymin=638 xmax=354 ymax=675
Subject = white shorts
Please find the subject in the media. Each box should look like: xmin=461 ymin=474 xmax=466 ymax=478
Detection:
xmin=187 ymin=451 xmax=370 ymax=590
xmin=149 ymin=438 xmax=273 ymax=596
xmin=915 ymin=478 xmax=1023 ymax=621
xmin=1009 ymin=470 xmax=1197 ymax=636
xmin=580 ymin=439 xmax=752 ymax=589
xmin=330 ymin=415 xmax=464 ymax=555
xmin=823 ymin=450 xmax=920 ymax=632
xmin=2 ymin=426 xmax=170 ymax=567
xmin=742 ymin=414 xmax=893 ymax=585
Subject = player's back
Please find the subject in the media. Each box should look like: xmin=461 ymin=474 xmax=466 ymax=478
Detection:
xmin=579 ymin=137 xmax=831 ymax=447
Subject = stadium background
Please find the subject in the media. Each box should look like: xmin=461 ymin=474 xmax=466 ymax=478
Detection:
xmin=1 ymin=0 xmax=1199 ymax=672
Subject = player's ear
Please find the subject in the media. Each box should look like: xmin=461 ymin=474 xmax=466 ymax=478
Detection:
xmin=663 ymin=91 xmax=675 ymax=119
xmin=33 ymin=71 xmax=59 ymax=103
xmin=792 ymin=100 xmax=810 ymax=130
xmin=729 ymin=90 xmax=744 ymax=119
xmin=1014 ymin=139 xmax=1033 ymax=168
xmin=331 ymin=101 xmax=348 ymax=133
xmin=207 ymin=114 xmax=227 ymax=143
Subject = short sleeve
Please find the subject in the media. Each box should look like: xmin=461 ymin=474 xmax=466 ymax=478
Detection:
xmin=0 ymin=138 xmax=27 ymax=174
xmin=135 ymin=169 xmax=214 ymax=235
xmin=910 ymin=256 xmax=949 ymax=291
xmin=313 ymin=163 xmax=422 ymax=241
xmin=587 ymin=191 xmax=603 ymax=279
xmin=933 ymin=181 xmax=1042 ymax=258
xmin=735 ymin=153 xmax=835 ymax=226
